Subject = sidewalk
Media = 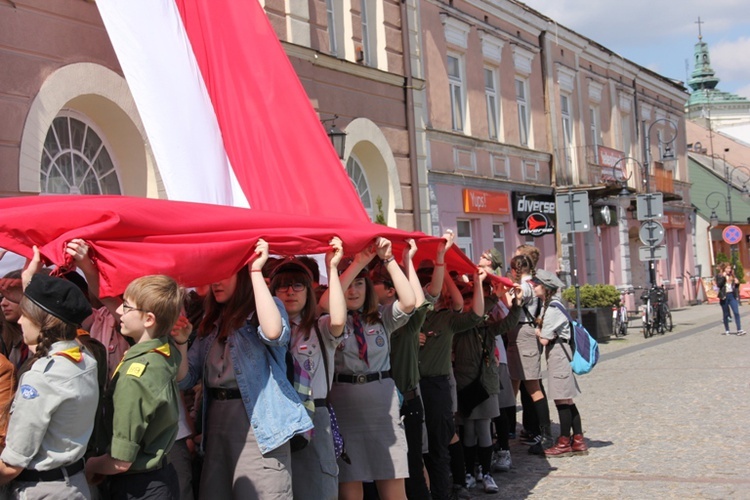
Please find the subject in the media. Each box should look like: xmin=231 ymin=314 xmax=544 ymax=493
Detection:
xmin=468 ymin=303 xmax=750 ymax=499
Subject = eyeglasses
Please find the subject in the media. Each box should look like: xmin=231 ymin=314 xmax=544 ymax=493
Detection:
xmin=122 ymin=302 xmax=150 ymax=315
xmin=276 ymin=283 xmax=306 ymax=293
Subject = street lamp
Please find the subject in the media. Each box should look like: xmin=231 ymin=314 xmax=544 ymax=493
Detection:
xmin=321 ymin=115 xmax=347 ymax=159
xmin=705 ymin=191 xmax=728 ymax=229
xmin=610 ymin=156 xmax=635 ymax=210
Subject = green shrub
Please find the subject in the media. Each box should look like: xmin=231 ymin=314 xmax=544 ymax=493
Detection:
xmin=561 ymin=284 xmax=620 ymax=308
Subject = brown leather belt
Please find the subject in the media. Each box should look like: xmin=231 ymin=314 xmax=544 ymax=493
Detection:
xmin=208 ymin=387 xmax=242 ymax=400
xmin=333 ymin=371 xmax=391 ymax=384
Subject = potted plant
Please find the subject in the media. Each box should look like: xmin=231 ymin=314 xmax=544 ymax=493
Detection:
xmin=562 ymin=284 xmax=620 ymax=341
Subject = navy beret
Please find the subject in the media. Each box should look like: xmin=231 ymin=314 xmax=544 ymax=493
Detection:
xmin=24 ymin=274 xmax=92 ymax=325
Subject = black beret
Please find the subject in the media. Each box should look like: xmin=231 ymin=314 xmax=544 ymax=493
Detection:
xmin=24 ymin=274 xmax=92 ymax=325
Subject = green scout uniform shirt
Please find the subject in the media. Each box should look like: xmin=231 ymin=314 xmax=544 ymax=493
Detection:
xmin=418 ymin=308 xmax=483 ymax=378
xmin=109 ymin=337 xmax=181 ymax=471
xmin=390 ymin=301 xmax=432 ymax=394
xmin=452 ymin=305 xmax=522 ymax=394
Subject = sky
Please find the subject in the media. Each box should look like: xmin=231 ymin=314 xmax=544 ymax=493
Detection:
xmin=519 ymin=0 xmax=750 ymax=99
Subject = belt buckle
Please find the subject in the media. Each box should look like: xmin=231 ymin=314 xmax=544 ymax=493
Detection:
xmin=216 ymin=389 xmax=228 ymax=400
xmin=355 ymin=374 xmax=367 ymax=384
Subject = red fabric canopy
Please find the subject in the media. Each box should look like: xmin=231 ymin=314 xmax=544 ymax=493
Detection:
xmin=0 ymin=196 xmax=477 ymax=297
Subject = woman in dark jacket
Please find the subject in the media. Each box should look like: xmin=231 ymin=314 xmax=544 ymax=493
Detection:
xmin=716 ymin=263 xmax=744 ymax=335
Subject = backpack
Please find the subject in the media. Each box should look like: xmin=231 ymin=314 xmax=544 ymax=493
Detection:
xmin=548 ymin=301 xmax=599 ymax=375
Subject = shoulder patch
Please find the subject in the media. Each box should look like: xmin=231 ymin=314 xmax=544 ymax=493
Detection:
xmin=20 ymin=385 xmax=39 ymax=400
xmin=126 ymin=362 xmax=147 ymax=378
xmin=152 ymin=343 xmax=171 ymax=358
xmin=54 ymin=346 xmax=83 ymax=363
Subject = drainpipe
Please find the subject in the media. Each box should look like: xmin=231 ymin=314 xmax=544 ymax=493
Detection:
xmin=401 ymin=0 xmax=422 ymax=232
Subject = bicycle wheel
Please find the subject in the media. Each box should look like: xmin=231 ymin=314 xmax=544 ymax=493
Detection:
xmin=664 ymin=307 xmax=673 ymax=332
xmin=613 ymin=316 xmax=622 ymax=338
xmin=642 ymin=302 xmax=651 ymax=338
xmin=620 ymin=313 xmax=629 ymax=336
xmin=655 ymin=305 xmax=665 ymax=335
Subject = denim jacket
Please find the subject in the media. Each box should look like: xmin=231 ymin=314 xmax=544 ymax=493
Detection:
xmin=179 ymin=298 xmax=313 ymax=454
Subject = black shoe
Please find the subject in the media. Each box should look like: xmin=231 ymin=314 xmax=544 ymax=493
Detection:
xmin=528 ymin=442 xmax=544 ymax=455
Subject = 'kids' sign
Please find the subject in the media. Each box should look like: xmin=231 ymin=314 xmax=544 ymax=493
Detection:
xmin=513 ymin=193 xmax=555 ymax=237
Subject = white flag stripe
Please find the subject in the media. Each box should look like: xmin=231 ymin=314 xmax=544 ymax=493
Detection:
xmin=97 ymin=0 xmax=249 ymax=207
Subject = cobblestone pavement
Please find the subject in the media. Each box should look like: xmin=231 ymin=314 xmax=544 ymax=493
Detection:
xmin=463 ymin=303 xmax=750 ymax=499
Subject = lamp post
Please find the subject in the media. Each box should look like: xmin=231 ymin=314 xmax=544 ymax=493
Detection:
xmin=321 ymin=115 xmax=347 ymax=159
xmin=705 ymin=191 xmax=728 ymax=229
xmin=641 ymin=119 xmax=678 ymax=287
xmin=724 ymin=162 xmax=750 ymax=262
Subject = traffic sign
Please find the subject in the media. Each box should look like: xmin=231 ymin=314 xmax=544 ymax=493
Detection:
xmin=556 ymin=192 xmax=590 ymax=233
xmin=636 ymin=193 xmax=664 ymax=221
xmin=639 ymin=220 xmax=665 ymax=246
xmin=638 ymin=245 xmax=667 ymax=261
xmin=723 ymin=225 xmax=743 ymax=245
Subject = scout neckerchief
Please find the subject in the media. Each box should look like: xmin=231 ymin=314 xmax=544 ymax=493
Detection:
xmin=349 ymin=310 xmax=369 ymax=367
xmin=54 ymin=345 xmax=84 ymax=363
xmin=111 ymin=339 xmax=171 ymax=379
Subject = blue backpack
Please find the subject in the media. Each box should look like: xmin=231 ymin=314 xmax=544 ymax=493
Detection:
xmin=548 ymin=301 xmax=599 ymax=375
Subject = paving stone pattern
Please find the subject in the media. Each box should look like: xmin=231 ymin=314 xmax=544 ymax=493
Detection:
xmin=466 ymin=303 xmax=750 ymax=499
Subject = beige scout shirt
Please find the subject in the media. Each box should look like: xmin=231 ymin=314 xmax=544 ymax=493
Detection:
xmin=1 ymin=341 xmax=98 ymax=470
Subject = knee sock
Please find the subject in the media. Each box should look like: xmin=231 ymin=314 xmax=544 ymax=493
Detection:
xmin=449 ymin=442 xmax=466 ymax=485
xmin=533 ymin=397 xmax=551 ymax=429
xmin=521 ymin=385 xmax=538 ymax=434
xmin=556 ymin=404 xmax=572 ymax=438
xmin=570 ymin=403 xmax=583 ymax=435
xmin=478 ymin=446 xmax=493 ymax=475
xmin=494 ymin=410 xmax=511 ymax=450
xmin=507 ymin=403 xmax=517 ymax=435
xmin=462 ymin=444 xmax=477 ymax=476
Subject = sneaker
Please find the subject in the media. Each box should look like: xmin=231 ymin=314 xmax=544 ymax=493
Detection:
xmin=492 ymin=450 xmax=512 ymax=472
xmin=475 ymin=465 xmax=483 ymax=484
xmin=724 ymin=331 xmax=730 ymax=335
xmin=465 ymin=473 xmax=476 ymax=489
xmin=528 ymin=441 xmax=544 ymax=455
xmin=482 ymin=473 xmax=499 ymax=493
xmin=738 ymin=330 xmax=747 ymax=336
xmin=521 ymin=434 xmax=541 ymax=446
xmin=451 ymin=485 xmax=472 ymax=500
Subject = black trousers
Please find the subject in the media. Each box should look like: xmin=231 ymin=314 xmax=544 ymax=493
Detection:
xmin=107 ymin=462 xmax=179 ymax=500
xmin=420 ymin=376 xmax=454 ymax=500
xmin=400 ymin=393 xmax=430 ymax=500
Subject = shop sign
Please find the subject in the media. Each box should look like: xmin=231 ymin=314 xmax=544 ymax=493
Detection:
xmin=513 ymin=193 xmax=556 ymax=237
xmin=462 ymin=189 xmax=510 ymax=215
xmin=598 ymin=145 xmax=626 ymax=171
xmin=661 ymin=212 xmax=686 ymax=229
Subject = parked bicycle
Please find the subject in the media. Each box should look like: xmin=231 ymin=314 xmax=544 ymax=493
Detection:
xmin=638 ymin=284 xmax=673 ymax=338
xmin=612 ymin=288 xmax=633 ymax=338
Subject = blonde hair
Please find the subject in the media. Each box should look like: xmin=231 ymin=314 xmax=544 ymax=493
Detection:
xmin=124 ymin=275 xmax=184 ymax=338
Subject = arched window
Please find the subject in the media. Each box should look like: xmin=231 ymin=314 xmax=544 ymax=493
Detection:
xmin=346 ymin=154 xmax=373 ymax=219
xmin=41 ymin=114 xmax=121 ymax=195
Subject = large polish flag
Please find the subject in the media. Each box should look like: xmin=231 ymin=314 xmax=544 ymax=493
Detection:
xmin=96 ymin=0 xmax=369 ymax=221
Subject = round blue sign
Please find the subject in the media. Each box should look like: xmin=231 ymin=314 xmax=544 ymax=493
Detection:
xmin=723 ymin=225 xmax=743 ymax=245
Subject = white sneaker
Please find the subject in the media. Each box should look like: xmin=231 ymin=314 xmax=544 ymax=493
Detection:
xmin=475 ymin=465 xmax=483 ymax=484
xmin=465 ymin=473 xmax=476 ymax=489
xmin=483 ymin=473 xmax=499 ymax=493
xmin=492 ymin=450 xmax=512 ymax=472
